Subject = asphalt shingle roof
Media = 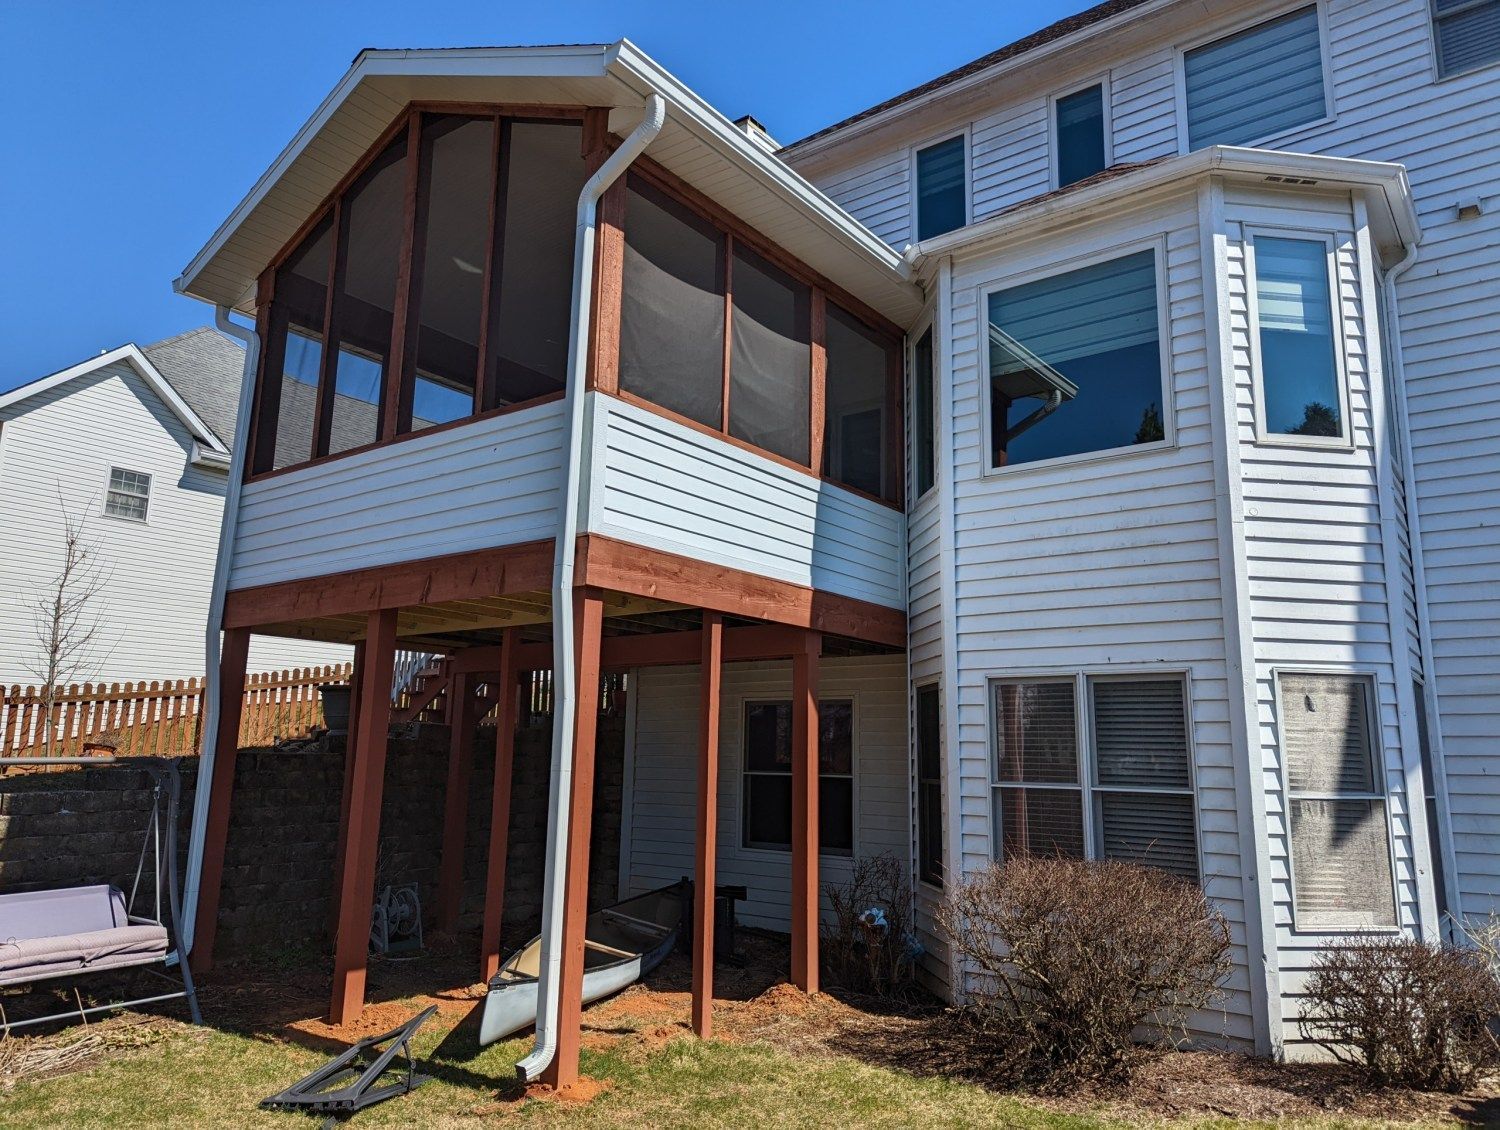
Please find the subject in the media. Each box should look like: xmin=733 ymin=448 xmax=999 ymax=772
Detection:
xmin=142 ymin=326 xmax=245 ymax=448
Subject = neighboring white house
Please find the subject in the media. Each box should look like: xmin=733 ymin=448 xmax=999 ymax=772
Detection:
xmin=0 ymin=328 xmax=350 ymax=685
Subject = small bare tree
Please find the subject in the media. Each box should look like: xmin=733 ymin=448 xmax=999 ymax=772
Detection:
xmin=24 ymin=494 xmax=113 ymax=755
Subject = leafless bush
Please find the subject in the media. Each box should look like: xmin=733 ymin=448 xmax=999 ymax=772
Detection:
xmin=1299 ymin=935 xmax=1500 ymax=1091
xmin=822 ymin=852 xmax=920 ymax=999
xmin=1463 ymin=911 xmax=1500 ymax=984
xmin=938 ymin=856 xmax=1232 ymax=1086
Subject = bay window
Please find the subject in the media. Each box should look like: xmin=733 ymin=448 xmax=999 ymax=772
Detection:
xmin=991 ymin=674 xmax=1198 ymax=880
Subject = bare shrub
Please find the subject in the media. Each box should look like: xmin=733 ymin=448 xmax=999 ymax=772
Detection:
xmin=1299 ymin=936 xmax=1500 ymax=1091
xmin=822 ymin=853 xmax=920 ymax=999
xmin=937 ymin=856 xmax=1232 ymax=1086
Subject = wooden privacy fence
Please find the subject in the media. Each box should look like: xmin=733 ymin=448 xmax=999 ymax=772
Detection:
xmin=1 ymin=665 xmax=351 ymax=760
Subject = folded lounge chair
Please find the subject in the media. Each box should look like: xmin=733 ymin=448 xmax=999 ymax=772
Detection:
xmin=0 ymin=759 xmax=201 ymax=1032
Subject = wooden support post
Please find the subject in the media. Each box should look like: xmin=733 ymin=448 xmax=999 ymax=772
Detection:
xmin=692 ymin=611 xmax=723 ymax=1038
xmin=328 ymin=609 xmax=398 ymax=1027
xmin=329 ymin=642 xmax=366 ymax=938
xmin=790 ymin=630 xmax=821 ymax=993
xmin=480 ymin=630 xmax=519 ymax=981
xmin=190 ymin=627 xmax=251 ymax=975
xmin=436 ymin=670 xmax=475 ymax=934
xmin=542 ymin=589 xmax=605 ymax=1090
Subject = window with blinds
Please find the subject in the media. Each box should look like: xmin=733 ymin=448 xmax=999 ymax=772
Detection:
xmin=915 ymin=135 xmax=966 ymax=242
xmin=1184 ymin=7 xmax=1327 ymax=149
xmin=991 ymin=674 xmax=1198 ymax=880
xmin=1252 ymin=234 xmax=1344 ymax=440
xmin=1055 ymin=83 xmax=1107 ymax=188
xmin=1278 ymin=673 xmax=1397 ymax=930
xmin=1432 ymin=0 xmax=1500 ymax=77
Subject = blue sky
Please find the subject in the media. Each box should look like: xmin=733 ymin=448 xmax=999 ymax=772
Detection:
xmin=0 ymin=0 xmax=1079 ymax=392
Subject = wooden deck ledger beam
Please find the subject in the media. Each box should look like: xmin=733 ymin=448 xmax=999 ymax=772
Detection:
xmin=790 ymin=629 xmax=820 ymax=993
xmin=190 ymin=627 xmax=251 ymax=975
xmin=541 ymin=589 xmax=605 ymax=1090
xmin=480 ymin=630 xmax=520 ymax=981
xmin=692 ymin=611 xmax=724 ymax=1037
xmin=436 ymin=670 xmax=475 ymax=935
xmin=329 ymin=609 xmax=398 ymax=1026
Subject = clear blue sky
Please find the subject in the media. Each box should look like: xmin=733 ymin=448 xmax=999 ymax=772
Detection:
xmin=0 ymin=0 xmax=1078 ymax=392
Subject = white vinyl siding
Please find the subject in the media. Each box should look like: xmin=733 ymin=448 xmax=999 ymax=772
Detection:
xmin=1183 ymin=6 xmax=1328 ymax=149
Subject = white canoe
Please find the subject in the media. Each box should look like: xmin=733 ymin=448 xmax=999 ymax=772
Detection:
xmin=479 ymin=880 xmax=688 ymax=1047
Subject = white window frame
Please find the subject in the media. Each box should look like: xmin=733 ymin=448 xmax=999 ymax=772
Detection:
xmin=103 ymin=466 xmax=152 ymax=523
xmin=908 ymin=126 xmax=971 ymax=245
xmin=1173 ymin=2 xmax=1336 ymax=156
xmin=908 ymin=311 xmax=938 ymax=505
xmin=1273 ymin=668 xmax=1401 ymax=934
xmin=1047 ymin=74 xmax=1113 ymax=191
xmin=978 ymin=235 xmax=1175 ymax=478
xmin=913 ymin=678 xmax=945 ymax=892
xmin=986 ymin=669 xmax=1202 ymax=881
xmin=1429 ymin=0 xmax=1500 ymax=81
xmin=1243 ymin=225 xmax=1354 ymax=450
xmin=737 ymin=695 xmax=858 ymax=861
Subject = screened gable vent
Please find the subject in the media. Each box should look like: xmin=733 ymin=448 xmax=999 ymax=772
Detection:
xmin=1264 ymin=174 xmax=1319 ymax=186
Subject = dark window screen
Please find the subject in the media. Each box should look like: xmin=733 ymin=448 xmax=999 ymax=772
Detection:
xmin=267 ymin=216 xmax=332 ymax=471
xmin=729 ymin=243 xmax=810 ymax=463
xmin=825 ymin=304 xmax=894 ymax=499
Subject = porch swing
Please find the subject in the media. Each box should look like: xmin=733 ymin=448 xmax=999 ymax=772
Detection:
xmin=0 ymin=757 xmax=202 ymax=1032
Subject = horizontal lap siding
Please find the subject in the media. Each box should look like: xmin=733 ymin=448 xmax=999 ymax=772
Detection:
xmin=229 ymin=400 xmax=565 ymax=589
xmin=1225 ymin=188 xmax=1421 ymax=1047
xmin=815 ymin=149 xmax=911 ymax=249
xmin=590 ymin=396 xmax=906 ymax=609
xmin=946 ymin=200 xmax=1252 ymax=1043
xmin=972 ymin=100 xmax=1049 ymax=221
xmin=623 ymin=656 xmax=910 ymax=930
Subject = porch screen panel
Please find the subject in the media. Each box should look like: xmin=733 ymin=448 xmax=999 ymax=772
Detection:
xmin=326 ymin=133 xmax=408 ymax=454
xmin=485 ymin=120 xmax=588 ymax=409
xmin=1184 ymin=6 xmax=1325 ymax=149
xmin=729 ymin=244 xmax=811 ymax=463
xmin=993 ymin=681 xmax=1084 ymax=860
xmin=1279 ymin=673 xmax=1397 ymax=929
xmin=825 ymin=303 xmax=894 ymax=499
xmin=408 ymin=115 xmax=493 ymax=431
xmin=619 ymin=178 xmax=725 ymax=428
xmin=269 ymin=217 xmax=333 ymax=470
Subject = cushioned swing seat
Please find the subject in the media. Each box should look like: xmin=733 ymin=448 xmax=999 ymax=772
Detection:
xmin=0 ymin=885 xmax=170 ymax=988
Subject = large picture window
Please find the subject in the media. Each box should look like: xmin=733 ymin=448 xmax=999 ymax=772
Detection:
xmin=985 ymin=248 xmax=1166 ymax=469
xmin=742 ymin=699 xmax=854 ymax=856
xmin=1183 ymin=6 xmax=1327 ymax=149
xmin=1251 ymin=234 xmax=1346 ymax=441
xmin=990 ymin=675 xmax=1198 ymax=880
xmin=1279 ymin=673 xmax=1397 ymax=930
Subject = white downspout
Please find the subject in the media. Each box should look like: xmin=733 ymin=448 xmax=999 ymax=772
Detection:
xmin=181 ymin=306 xmax=262 ymax=954
xmin=517 ymin=91 xmax=666 ymax=1084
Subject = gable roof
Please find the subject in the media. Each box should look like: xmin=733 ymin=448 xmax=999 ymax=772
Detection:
xmin=0 ymin=334 xmax=238 ymax=460
xmin=143 ymin=327 xmax=246 ymax=447
xmin=781 ymin=0 xmax=1161 ymax=157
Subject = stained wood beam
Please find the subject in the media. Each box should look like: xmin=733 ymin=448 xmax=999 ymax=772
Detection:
xmin=790 ymin=629 xmax=820 ymax=994
xmin=480 ymin=630 xmax=520 ymax=981
xmin=329 ymin=609 xmax=398 ymax=1026
xmin=447 ymin=623 xmax=820 ymax=678
xmin=328 ymin=641 xmax=366 ymax=938
xmin=190 ymin=627 xmax=251 ymax=974
xmin=692 ymin=611 xmax=723 ymax=1038
xmin=542 ymin=589 xmax=605 ymax=1090
xmin=435 ymin=670 xmax=475 ymax=935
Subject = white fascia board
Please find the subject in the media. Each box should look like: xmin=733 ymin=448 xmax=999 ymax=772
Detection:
xmin=191 ymin=441 xmax=233 ymax=471
xmin=608 ymin=40 xmax=916 ymax=287
xmin=0 ymin=344 xmax=229 ymax=454
xmin=905 ymin=147 xmax=1420 ymax=279
xmin=173 ymin=44 xmax=616 ymax=300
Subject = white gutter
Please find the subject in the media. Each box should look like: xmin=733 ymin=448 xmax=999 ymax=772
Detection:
xmin=517 ymin=91 xmax=666 ymax=1084
xmin=181 ymin=306 xmax=262 ymax=954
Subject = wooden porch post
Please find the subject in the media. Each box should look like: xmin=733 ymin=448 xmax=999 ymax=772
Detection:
xmin=790 ymin=630 xmax=821 ymax=993
xmin=692 ymin=611 xmax=724 ymax=1038
xmin=436 ymin=670 xmax=475 ymax=934
xmin=329 ymin=609 xmax=398 ymax=1026
xmin=480 ymin=629 xmax=519 ymax=981
xmin=329 ymin=641 xmax=366 ymax=938
xmin=190 ymin=627 xmax=251 ymax=975
xmin=542 ymin=589 xmax=605 ymax=1090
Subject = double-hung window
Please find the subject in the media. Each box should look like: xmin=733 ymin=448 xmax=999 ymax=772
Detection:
xmin=105 ymin=467 xmax=151 ymax=522
xmin=1278 ymin=672 xmax=1397 ymax=930
xmin=915 ymin=684 xmax=943 ymax=886
xmin=1431 ymin=0 xmax=1500 ymax=78
xmin=1054 ymin=83 xmax=1107 ymax=188
xmin=1183 ymin=6 xmax=1327 ymax=149
xmin=991 ymin=675 xmax=1198 ymax=880
xmin=1250 ymin=233 xmax=1347 ymax=441
xmin=915 ymin=135 xmax=966 ymax=241
xmin=742 ymin=699 xmax=854 ymax=855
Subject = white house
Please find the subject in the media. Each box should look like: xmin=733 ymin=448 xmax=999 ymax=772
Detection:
xmin=172 ymin=0 xmax=1499 ymax=1081
xmin=0 ymin=328 xmax=351 ymax=685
